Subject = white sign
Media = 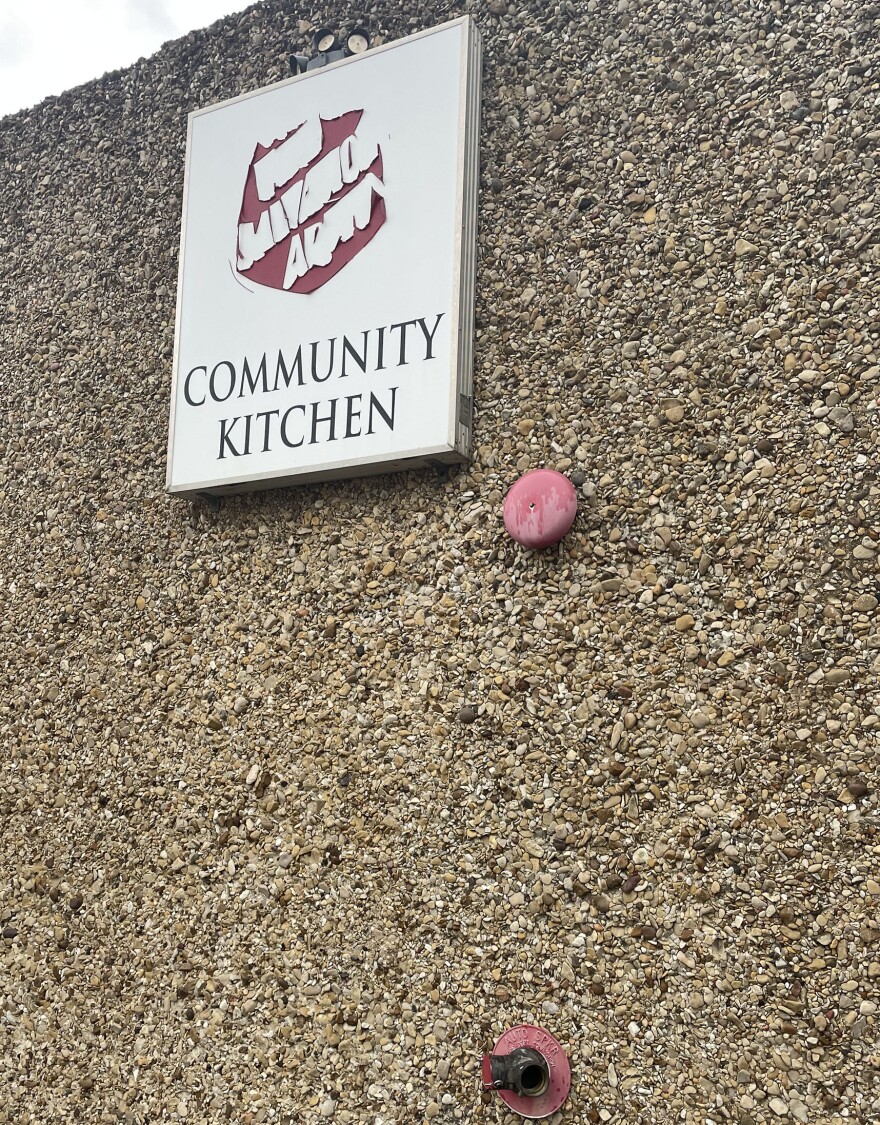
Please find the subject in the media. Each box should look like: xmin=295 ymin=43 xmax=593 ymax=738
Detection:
xmin=167 ymin=17 xmax=482 ymax=496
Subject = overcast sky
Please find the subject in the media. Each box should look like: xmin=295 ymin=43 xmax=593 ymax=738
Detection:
xmin=0 ymin=0 xmax=253 ymax=119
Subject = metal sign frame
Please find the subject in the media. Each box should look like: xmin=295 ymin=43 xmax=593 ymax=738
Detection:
xmin=166 ymin=17 xmax=482 ymax=496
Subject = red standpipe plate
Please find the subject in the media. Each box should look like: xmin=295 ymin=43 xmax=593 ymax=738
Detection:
xmin=492 ymin=1024 xmax=571 ymax=1119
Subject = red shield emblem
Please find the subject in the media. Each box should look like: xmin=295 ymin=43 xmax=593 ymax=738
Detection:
xmin=235 ymin=110 xmax=386 ymax=294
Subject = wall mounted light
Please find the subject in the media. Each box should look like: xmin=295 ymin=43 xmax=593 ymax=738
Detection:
xmin=289 ymin=26 xmax=372 ymax=74
xmin=346 ymin=27 xmax=370 ymax=55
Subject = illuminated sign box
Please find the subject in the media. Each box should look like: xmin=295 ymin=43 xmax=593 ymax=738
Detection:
xmin=167 ymin=17 xmax=482 ymax=496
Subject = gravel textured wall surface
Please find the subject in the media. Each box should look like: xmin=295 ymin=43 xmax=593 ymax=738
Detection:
xmin=2 ymin=1 xmax=880 ymax=1122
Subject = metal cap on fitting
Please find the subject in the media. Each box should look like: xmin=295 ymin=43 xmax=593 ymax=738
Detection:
xmin=481 ymin=1025 xmax=571 ymax=1120
xmin=481 ymin=1046 xmax=549 ymax=1097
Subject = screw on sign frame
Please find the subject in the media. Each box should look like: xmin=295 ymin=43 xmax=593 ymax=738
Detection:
xmin=481 ymin=1024 xmax=571 ymax=1119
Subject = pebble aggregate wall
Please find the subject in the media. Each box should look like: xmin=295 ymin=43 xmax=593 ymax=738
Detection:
xmin=1 ymin=1 xmax=879 ymax=1122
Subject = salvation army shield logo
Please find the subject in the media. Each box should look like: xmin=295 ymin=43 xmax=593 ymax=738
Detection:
xmin=235 ymin=110 xmax=386 ymax=294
